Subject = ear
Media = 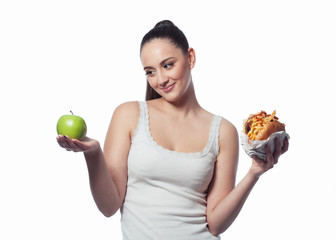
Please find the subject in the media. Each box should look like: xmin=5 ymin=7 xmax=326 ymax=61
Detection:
xmin=187 ymin=48 xmax=196 ymax=69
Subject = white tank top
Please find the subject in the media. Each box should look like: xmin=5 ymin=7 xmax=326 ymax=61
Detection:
xmin=120 ymin=101 xmax=222 ymax=240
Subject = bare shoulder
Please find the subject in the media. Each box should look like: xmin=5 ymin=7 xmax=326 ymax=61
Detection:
xmin=113 ymin=101 xmax=139 ymax=123
xmin=218 ymin=117 xmax=239 ymax=154
xmin=219 ymin=117 xmax=238 ymax=138
xmin=113 ymin=101 xmax=139 ymax=119
xmin=107 ymin=101 xmax=140 ymax=141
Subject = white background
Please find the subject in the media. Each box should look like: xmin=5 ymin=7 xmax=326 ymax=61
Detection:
xmin=1 ymin=0 xmax=335 ymax=239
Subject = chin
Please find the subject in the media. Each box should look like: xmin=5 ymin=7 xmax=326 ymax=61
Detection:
xmin=162 ymin=93 xmax=185 ymax=104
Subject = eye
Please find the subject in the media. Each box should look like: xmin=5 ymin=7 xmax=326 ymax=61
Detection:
xmin=145 ymin=70 xmax=154 ymax=76
xmin=164 ymin=63 xmax=174 ymax=69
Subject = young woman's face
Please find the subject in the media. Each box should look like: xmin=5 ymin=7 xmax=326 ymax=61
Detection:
xmin=140 ymin=38 xmax=195 ymax=102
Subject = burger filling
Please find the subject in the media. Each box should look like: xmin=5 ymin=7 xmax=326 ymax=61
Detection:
xmin=245 ymin=110 xmax=280 ymax=140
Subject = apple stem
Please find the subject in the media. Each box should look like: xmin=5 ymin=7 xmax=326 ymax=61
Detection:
xmin=70 ymin=110 xmax=73 ymax=115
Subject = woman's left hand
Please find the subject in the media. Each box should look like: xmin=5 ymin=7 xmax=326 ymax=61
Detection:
xmin=250 ymin=136 xmax=289 ymax=178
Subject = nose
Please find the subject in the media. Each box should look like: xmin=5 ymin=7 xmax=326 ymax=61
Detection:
xmin=157 ymin=70 xmax=169 ymax=87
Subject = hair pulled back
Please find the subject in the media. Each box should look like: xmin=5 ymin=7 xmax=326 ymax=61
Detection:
xmin=141 ymin=20 xmax=190 ymax=100
xmin=141 ymin=20 xmax=189 ymax=55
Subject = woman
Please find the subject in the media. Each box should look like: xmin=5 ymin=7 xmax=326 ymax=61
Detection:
xmin=56 ymin=20 xmax=289 ymax=239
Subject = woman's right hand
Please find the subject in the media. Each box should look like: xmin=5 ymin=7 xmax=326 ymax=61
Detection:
xmin=56 ymin=135 xmax=100 ymax=154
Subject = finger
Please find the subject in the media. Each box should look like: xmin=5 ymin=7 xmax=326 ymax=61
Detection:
xmin=62 ymin=136 xmax=75 ymax=149
xmin=57 ymin=135 xmax=80 ymax=152
xmin=63 ymin=136 xmax=84 ymax=152
xmin=265 ymin=144 xmax=275 ymax=169
xmin=56 ymin=136 xmax=63 ymax=146
xmin=57 ymin=135 xmax=70 ymax=149
xmin=72 ymin=139 xmax=89 ymax=150
xmin=281 ymin=137 xmax=289 ymax=154
xmin=273 ymin=137 xmax=282 ymax=163
xmin=265 ymin=143 xmax=272 ymax=160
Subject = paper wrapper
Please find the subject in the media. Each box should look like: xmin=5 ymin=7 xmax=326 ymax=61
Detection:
xmin=240 ymin=131 xmax=290 ymax=161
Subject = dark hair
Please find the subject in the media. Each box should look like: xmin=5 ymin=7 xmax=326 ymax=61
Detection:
xmin=141 ymin=20 xmax=189 ymax=101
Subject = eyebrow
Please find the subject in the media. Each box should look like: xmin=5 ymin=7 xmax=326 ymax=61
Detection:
xmin=143 ymin=57 xmax=175 ymax=70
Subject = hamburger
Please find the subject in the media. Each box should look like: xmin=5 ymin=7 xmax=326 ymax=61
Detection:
xmin=244 ymin=110 xmax=285 ymax=141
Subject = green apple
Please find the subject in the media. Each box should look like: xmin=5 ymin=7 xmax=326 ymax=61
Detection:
xmin=57 ymin=111 xmax=87 ymax=140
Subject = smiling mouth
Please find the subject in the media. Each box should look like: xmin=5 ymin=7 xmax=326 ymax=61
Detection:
xmin=161 ymin=83 xmax=176 ymax=93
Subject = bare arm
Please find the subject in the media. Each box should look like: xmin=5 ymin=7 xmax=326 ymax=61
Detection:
xmin=56 ymin=102 xmax=139 ymax=217
xmin=206 ymin=119 xmax=289 ymax=236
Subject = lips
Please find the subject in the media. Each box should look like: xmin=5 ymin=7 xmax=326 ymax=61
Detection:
xmin=161 ymin=82 xmax=176 ymax=93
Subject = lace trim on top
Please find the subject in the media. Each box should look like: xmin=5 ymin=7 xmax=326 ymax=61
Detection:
xmin=141 ymin=101 xmax=221 ymax=158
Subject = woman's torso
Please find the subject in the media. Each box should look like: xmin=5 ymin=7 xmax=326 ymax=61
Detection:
xmin=121 ymin=101 xmax=221 ymax=240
